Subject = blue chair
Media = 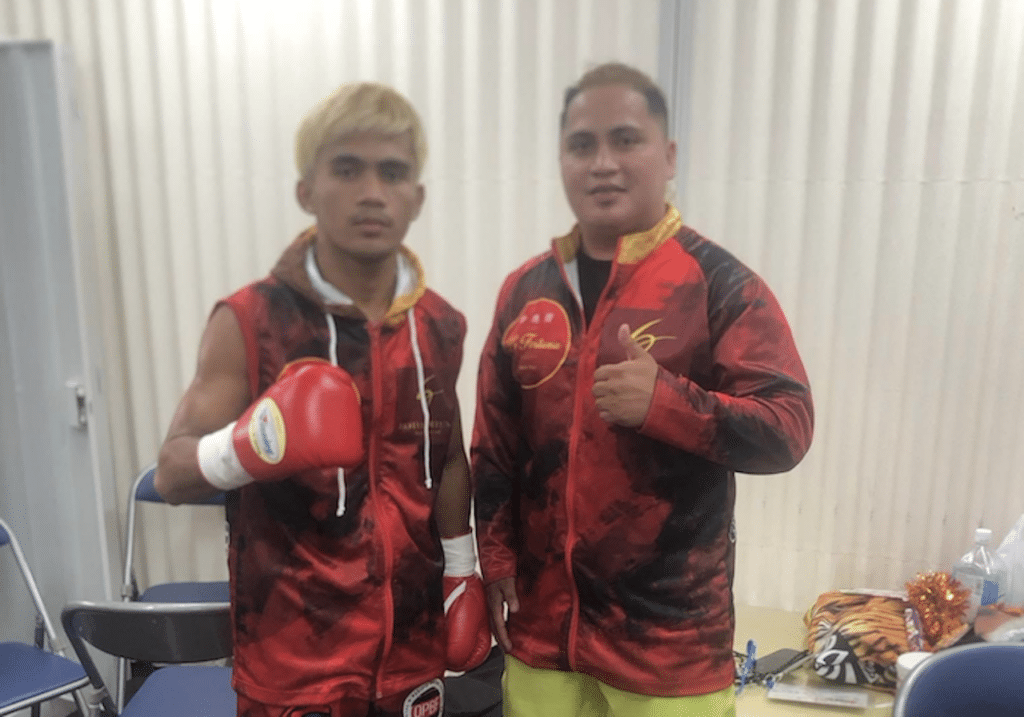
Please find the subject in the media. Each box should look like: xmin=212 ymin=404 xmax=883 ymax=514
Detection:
xmin=122 ymin=463 xmax=229 ymax=604
xmin=62 ymin=599 xmax=235 ymax=717
xmin=0 ymin=517 xmax=89 ymax=717
xmin=892 ymin=641 xmax=1024 ymax=717
xmin=119 ymin=463 xmax=230 ymax=709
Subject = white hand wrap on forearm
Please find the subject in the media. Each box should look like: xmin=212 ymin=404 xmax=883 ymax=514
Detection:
xmin=442 ymin=532 xmax=477 ymax=577
xmin=196 ymin=421 xmax=254 ymax=491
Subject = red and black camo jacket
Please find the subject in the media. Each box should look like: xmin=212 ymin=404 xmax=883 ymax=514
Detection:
xmin=471 ymin=206 xmax=814 ymax=697
xmin=220 ymin=230 xmax=466 ymax=705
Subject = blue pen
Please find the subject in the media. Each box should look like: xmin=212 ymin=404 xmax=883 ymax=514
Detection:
xmin=736 ymin=639 xmax=756 ymax=695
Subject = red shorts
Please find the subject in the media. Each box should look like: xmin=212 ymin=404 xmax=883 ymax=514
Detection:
xmin=236 ymin=679 xmax=444 ymax=717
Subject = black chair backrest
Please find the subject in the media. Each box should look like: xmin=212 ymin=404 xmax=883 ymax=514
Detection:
xmin=62 ymin=600 xmax=232 ymax=664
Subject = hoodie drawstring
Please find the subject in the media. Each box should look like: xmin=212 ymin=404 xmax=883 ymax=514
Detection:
xmin=407 ymin=308 xmax=432 ymax=489
xmin=326 ymin=312 xmax=346 ymax=516
xmin=326 ymin=308 xmax=432 ymax=517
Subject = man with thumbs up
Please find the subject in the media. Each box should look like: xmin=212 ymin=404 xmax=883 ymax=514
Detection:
xmin=592 ymin=323 xmax=660 ymax=427
xmin=472 ymin=63 xmax=814 ymax=717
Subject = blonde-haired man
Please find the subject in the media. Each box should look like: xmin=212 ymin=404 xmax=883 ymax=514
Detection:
xmin=156 ymin=81 xmax=489 ymax=717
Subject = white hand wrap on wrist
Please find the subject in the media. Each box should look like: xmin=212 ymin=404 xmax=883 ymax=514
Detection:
xmin=197 ymin=421 xmax=254 ymax=491
xmin=442 ymin=532 xmax=477 ymax=577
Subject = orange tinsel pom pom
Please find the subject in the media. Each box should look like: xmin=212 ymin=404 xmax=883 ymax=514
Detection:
xmin=906 ymin=571 xmax=970 ymax=649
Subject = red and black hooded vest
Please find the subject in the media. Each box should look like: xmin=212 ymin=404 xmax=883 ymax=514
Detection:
xmin=221 ymin=229 xmax=466 ymax=705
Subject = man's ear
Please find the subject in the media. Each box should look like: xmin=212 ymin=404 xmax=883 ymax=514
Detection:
xmin=410 ymin=183 xmax=426 ymax=221
xmin=665 ymin=140 xmax=678 ymax=180
xmin=296 ymin=178 xmax=313 ymax=214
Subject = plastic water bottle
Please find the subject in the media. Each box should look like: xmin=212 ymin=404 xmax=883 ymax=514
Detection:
xmin=952 ymin=528 xmax=1010 ymax=622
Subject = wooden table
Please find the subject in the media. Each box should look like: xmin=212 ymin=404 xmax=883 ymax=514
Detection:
xmin=734 ymin=604 xmax=894 ymax=716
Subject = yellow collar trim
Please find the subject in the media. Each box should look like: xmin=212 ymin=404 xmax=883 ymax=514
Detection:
xmin=385 ymin=246 xmax=427 ymax=325
xmin=617 ymin=205 xmax=683 ymax=264
xmin=299 ymin=227 xmax=426 ymax=324
xmin=553 ymin=205 xmax=683 ymax=265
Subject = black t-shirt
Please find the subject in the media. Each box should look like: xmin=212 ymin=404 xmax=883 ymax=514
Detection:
xmin=577 ymin=249 xmax=612 ymax=325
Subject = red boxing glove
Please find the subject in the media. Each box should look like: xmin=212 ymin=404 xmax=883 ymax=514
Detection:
xmin=443 ymin=534 xmax=492 ymax=672
xmin=198 ymin=358 xmax=363 ymax=490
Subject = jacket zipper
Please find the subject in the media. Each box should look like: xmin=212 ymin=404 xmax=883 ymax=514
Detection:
xmin=561 ymin=251 xmax=620 ymax=672
xmin=369 ymin=323 xmax=396 ymax=699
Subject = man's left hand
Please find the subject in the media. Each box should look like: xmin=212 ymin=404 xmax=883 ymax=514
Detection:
xmin=592 ymin=323 xmax=658 ymax=428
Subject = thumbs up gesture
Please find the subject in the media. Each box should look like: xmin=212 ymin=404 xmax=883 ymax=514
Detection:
xmin=592 ymin=323 xmax=659 ymax=427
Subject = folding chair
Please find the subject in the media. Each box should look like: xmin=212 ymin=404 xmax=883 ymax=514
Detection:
xmin=0 ymin=517 xmax=89 ymax=717
xmin=119 ymin=463 xmax=230 ymax=709
xmin=62 ymin=600 xmax=234 ymax=717
xmin=122 ymin=463 xmax=229 ymax=604
xmin=892 ymin=641 xmax=1024 ymax=717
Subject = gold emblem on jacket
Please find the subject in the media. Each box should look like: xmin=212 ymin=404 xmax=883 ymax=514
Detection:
xmin=502 ymin=298 xmax=572 ymax=389
xmin=629 ymin=319 xmax=675 ymax=352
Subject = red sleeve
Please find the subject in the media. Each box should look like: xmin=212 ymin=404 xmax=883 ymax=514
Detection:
xmin=639 ymin=272 xmax=813 ymax=474
xmin=470 ymin=277 xmax=524 ymax=584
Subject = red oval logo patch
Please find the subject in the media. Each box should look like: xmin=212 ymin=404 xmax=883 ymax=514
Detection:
xmin=501 ymin=298 xmax=572 ymax=389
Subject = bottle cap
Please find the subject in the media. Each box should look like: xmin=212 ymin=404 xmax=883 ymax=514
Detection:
xmin=896 ymin=651 xmax=931 ymax=686
xmin=975 ymin=528 xmax=993 ymax=544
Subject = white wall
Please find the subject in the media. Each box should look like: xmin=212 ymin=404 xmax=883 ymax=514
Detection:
xmin=671 ymin=0 xmax=1024 ymax=609
xmin=0 ymin=0 xmax=660 ymax=591
xmin=2 ymin=0 xmax=1022 ymax=616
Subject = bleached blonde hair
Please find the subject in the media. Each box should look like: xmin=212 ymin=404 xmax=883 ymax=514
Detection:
xmin=294 ymin=82 xmax=427 ymax=179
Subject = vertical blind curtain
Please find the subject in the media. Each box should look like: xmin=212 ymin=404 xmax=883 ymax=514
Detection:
xmin=0 ymin=1 xmax=660 ymax=595
xmin=666 ymin=0 xmax=1024 ymax=610
xmin=6 ymin=0 xmax=1023 ymax=615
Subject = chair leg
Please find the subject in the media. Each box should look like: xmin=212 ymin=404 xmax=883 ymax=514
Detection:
xmin=31 ymin=615 xmax=44 ymax=717
xmin=116 ymin=657 xmax=126 ymax=712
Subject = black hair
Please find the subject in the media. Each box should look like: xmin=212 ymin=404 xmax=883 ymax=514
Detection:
xmin=559 ymin=62 xmax=669 ymax=135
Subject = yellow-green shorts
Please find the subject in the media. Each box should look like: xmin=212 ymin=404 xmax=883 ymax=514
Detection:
xmin=503 ymin=655 xmax=736 ymax=717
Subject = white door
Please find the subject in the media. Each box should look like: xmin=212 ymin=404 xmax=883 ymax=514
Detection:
xmin=0 ymin=40 xmax=119 ymax=643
